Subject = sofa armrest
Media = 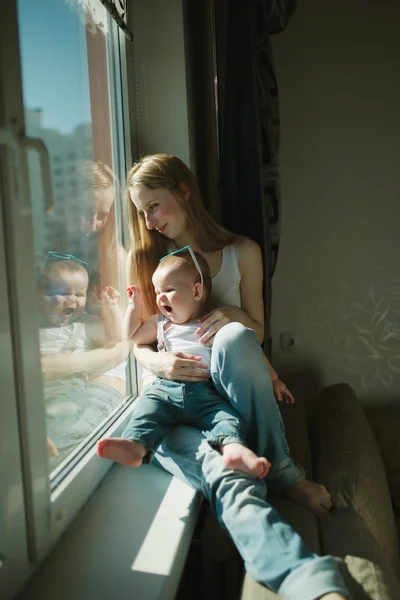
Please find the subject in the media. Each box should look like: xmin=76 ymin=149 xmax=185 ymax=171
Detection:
xmin=312 ymin=383 xmax=400 ymax=598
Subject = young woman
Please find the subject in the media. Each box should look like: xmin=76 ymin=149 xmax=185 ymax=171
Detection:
xmin=126 ymin=153 xmax=349 ymax=600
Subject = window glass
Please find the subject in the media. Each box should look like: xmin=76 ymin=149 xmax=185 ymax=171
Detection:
xmin=17 ymin=0 xmax=133 ymax=479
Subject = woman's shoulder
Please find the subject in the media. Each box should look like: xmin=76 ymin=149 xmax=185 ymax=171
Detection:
xmin=235 ymin=237 xmax=262 ymax=267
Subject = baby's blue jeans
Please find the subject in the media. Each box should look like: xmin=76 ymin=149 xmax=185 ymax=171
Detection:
xmin=150 ymin=323 xmax=349 ymax=600
xmin=122 ymin=378 xmax=247 ymax=450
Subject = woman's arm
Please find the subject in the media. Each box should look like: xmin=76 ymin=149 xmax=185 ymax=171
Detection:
xmin=197 ymin=238 xmax=265 ymax=345
xmin=41 ymin=342 xmax=129 ymax=381
xmin=239 ymin=239 xmax=293 ymax=402
xmin=195 ymin=238 xmax=294 ymax=402
xmin=133 ymin=344 xmax=209 ymax=382
xmin=238 ymin=237 xmax=265 ymax=341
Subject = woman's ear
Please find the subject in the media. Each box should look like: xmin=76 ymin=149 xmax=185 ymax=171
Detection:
xmin=193 ymin=282 xmax=203 ymax=301
xmin=179 ymin=182 xmax=190 ymax=201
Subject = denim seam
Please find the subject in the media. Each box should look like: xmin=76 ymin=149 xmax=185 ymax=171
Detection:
xmin=206 ymin=434 xmax=244 ymax=446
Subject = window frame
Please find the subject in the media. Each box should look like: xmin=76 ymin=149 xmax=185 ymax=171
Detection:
xmin=0 ymin=3 xmax=137 ymax=598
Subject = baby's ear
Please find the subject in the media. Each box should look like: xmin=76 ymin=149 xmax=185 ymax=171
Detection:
xmin=193 ymin=282 xmax=203 ymax=301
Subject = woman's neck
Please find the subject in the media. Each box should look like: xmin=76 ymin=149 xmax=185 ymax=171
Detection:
xmin=172 ymin=231 xmax=196 ymax=249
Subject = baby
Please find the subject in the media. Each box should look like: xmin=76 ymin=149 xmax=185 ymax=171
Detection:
xmin=38 ymin=255 xmax=124 ymax=460
xmin=97 ymin=248 xmax=270 ymax=479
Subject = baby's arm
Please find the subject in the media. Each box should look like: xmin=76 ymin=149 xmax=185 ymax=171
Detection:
xmin=124 ymin=286 xmax=158 ymax=345
xmin=86 ymin=286 xmax=123 ymax=347
xmin=99 ymin=286 xmax=123 ymax=345
xmin=263 ymin=355 xmax=295 ymax=404
xmin=263 ymin=354 xmax=278 ymax=381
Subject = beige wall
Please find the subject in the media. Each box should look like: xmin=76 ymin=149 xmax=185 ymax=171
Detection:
xmin=127 ymin=0 xmax=191 ymax=165
xmin=270 ymin=0 xmax=400 ymax=405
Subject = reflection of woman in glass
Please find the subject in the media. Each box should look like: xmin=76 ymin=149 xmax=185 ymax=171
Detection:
xmin=79 ymin=160 xmax=126 ymax=292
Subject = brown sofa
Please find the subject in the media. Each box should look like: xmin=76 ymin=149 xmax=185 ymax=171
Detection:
xmin=240 ymin=383 xmax=400 ymax=600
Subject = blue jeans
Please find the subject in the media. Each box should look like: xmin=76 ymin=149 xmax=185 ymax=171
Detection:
xmin=152 ymin=323 xmax=349 ymax=600
xmin=122 ymin=379 xmax=247 ymax=449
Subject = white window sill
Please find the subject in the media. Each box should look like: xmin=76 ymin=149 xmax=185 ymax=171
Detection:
xmin=19 ymin=464 xmax=202 ymax=600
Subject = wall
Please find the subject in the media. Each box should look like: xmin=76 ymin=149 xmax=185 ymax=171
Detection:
xmin=127 ymin=0 xmax=191 ymax=165
xmin=270 ymin=0 xmax=400 ymax=405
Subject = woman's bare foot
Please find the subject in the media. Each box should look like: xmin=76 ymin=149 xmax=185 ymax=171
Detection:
xmin=222 ymin=443 xmax=271 ymax=478
xmin=284 ymin=477 xmax=333 ymax=519
xmin=97 ymin=437 xmax=147 ymax=467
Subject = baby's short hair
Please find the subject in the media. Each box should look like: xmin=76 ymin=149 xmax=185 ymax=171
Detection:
xmin=37 ymin=259 xmax=89 ymax=294
xmin=157 ymin=250 xmax=212 ymax=299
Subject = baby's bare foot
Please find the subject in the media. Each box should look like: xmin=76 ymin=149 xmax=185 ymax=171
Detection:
xmin=97 ymin=437 xmax=147 ymax=467
xmin=284 ymin=477 xmax=333 ymax=519
xmin=222 ymin=443 xmax=271 ymax=478
xmin=318 ymin=594 xmax=347 ymax=600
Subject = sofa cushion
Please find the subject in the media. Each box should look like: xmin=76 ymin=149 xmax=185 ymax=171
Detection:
xmin=312 ymin=383 xmax=400 ymax=577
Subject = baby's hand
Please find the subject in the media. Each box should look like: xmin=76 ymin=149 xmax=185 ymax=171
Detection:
xmin=126 ymin=285 xmax=142 ymax=305
xmin=272 ymin=378 xmax=295 ymax=404
xmin=97 ymin=286 xmax=120 ymax=305
xmin=47 ymin=436 xmax=59 ymax=457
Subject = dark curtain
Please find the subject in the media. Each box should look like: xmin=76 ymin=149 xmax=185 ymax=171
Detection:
xmin=216 ymin=0 xmax=296 ymax=356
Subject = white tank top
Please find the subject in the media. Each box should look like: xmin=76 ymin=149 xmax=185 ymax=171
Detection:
xmin=209 ymin=242 xmax=242 ymax=309
xmin=157 ymin=315 xmax=211 ymax=369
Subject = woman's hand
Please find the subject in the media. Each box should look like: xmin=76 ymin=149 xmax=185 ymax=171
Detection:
xmin=272 ymin=378 xmax=295 ymax=404
xmin=136 ymin=346 xmax=210 ymax=382
xmin=195 ymin=306 xmax=243 ymax=346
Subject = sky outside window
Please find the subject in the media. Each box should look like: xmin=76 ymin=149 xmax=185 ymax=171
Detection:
xmin=17 ymin=0 xmax=92 ymax=134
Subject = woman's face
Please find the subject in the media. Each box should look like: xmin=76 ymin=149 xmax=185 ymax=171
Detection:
xmin=129 ymin=185 xmax=188 ymax=241
xmin=80 ymin=186 xmax=114 ymax=235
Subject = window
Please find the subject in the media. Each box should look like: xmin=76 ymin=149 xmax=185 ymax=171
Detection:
xmin=0 ymin=1 xmax=135 ymax=597
xmin=18 ymin=0 xmax=135 ymax=479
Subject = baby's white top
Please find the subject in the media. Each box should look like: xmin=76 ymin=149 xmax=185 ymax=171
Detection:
xmin=39 ymin=314 xmax=126 ymax=381
xmin=157 ymin=315 xmax=212 ymax=370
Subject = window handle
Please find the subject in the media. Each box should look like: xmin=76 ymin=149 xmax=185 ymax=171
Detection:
xmin=0 ymin=128 xmax=30 ymax=215
xmin=22 ymin=135 xmax=54 ymax=215
xmin=0 ymin=129 xmax=54 ymax=216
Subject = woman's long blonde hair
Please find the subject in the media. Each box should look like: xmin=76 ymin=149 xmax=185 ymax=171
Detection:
xmin=126 ymin=153 xmax=240 ymax=315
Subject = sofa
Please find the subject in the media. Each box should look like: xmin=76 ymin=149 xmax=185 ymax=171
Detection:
xmin=193 ymin=384 xmax=400 ymax=600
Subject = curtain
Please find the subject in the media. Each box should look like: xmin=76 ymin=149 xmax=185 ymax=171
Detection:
xmin=216 ymin=0 xmax=296 ymax=356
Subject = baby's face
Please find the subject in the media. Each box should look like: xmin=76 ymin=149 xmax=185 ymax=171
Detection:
xmin=152 ymin=266 xmax=202 ymax=324
xmin=40 ymin=269 xmax=88 ymax=327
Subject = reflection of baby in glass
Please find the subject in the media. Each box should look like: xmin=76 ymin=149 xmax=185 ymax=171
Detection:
xmin=98 ymin=248 xmax=270 ymax=479
xmin=38 ymin=255 xmax=125 ymax=460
